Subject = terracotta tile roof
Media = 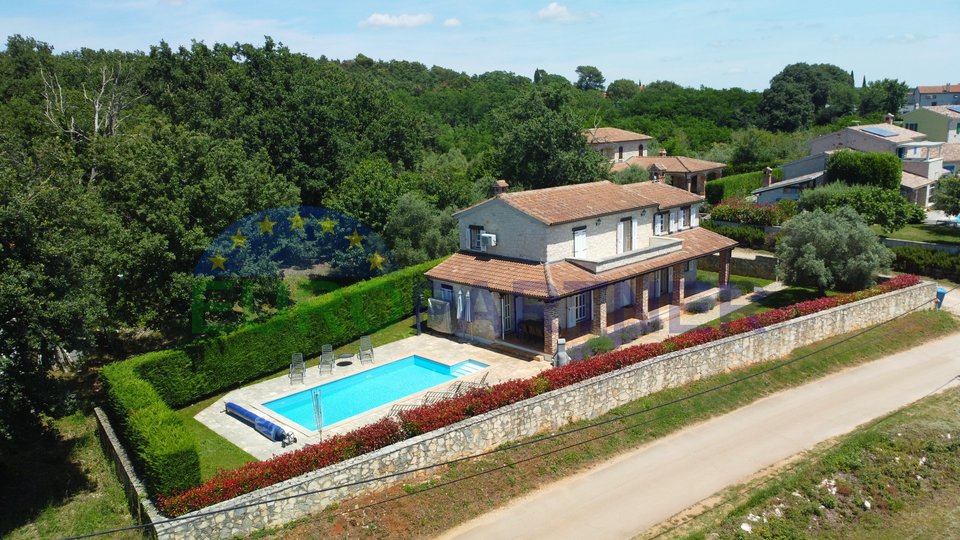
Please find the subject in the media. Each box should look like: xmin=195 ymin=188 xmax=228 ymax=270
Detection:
xmin=425 ymin=253 xmax=554 ymax=299
xmin=848 ymin=124 xmax=927 ymax=144
xmin=917 ymin=84 xmax=960 ymax=94
xmin=584 ymin=127 xmax=653 ymax=143
xmin=613 ymin=155 xmax=726 ymax=174
xmin=622 ymin=181 xmax=704 ymax=208
xmin=426 ymin=227 xmax=737 ymax=299
xmin=943 ymin=143 xmax=960 ymax=163
xmin=900 ymin=170 xmax=937 ymax=190
xmin=492 ymin=180 xmax=657 ymax=225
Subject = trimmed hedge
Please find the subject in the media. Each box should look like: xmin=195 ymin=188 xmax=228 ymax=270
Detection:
xmin=137 ymin=259 xmax=441 ymax=408
xmin=102 ymin=358 xmax=200 ymax=495
xmin=710 ymin=201 xmax=790 ymax=227
xmin=705 ymin=169 xmax=783 ymax=205
xmin=701 ymin=219 xmax=778 ymax=250
xmin=891 ymin=246 xmax=960 ymax=281
xmin=157 ymin=275 xmax=921 ymax=516
xmin=102 ymin=258 xmax=442 ymax=497
xmin=826 ymin=149 xmax=901 ymax=190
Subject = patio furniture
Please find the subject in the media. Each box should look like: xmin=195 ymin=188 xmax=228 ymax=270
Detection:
xmin=359 ymin=335 xmax=375 ymax=365
xmin=319 ymin=345 xmax=334 ymax=374
xmin=336 ymin=353 xmax=354 ymax=367
xmin=422 ymin=390 xmax=457 ymax=405
xmin=289 ymin=353 xmax=306 ymax=384
xmin=389 ymin=402 xmax=421 ymax=419
xmin=452 ymin=372 xmax=489 ymax=394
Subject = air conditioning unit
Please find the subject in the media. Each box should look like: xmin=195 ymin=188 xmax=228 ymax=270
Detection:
xmin=480 ymin=232 xmax=498 ymax=248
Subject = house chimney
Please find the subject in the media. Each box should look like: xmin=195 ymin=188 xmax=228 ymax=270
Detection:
xmin=491 ymin=179 xmax=509 ymax=196
xmin=762 ymin=166 xmax=774 ymax=187
xmin=658 ymin=148 xmax=668 ymax=157
xmin=885 ymin=112 xmax=895 ymax=124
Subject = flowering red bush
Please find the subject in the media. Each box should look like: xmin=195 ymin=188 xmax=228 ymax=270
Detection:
xmin=158 ymin=274 xmax=922 ymax=516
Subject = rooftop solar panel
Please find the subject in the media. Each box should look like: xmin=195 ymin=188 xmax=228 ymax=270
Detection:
xmin=861 ymin=126 xmax=898 ymax=137
xmin=948 ymin=106 xmax=960 ymax=114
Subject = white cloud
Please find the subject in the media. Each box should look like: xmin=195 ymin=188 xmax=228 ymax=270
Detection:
xmin=360 ymin=13 xmax=433 ymax=28
xmin=443 ymin=18 xmax=462 ymax=28
xmin=538 ymin=2 xmax=575 ymax=22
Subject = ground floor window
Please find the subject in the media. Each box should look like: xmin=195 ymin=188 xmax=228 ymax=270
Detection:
xmin=574 ymin=292 xmax=589 ymax=322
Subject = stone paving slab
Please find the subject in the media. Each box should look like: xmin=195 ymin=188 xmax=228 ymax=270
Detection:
xmin=195 ymin=333 xmax=549 ymax=460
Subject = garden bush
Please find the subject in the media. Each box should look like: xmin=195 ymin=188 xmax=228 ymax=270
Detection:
xmin=799 ymin=183 xmax=925 ymax=233
xmin=710 ymin=199 xmax=790 ymax=227
xmin=701 ymin=220 xmax=772 ymax=250
xmin=705 ymin=169 xmax=783 ymax=204
xmin=586 ymin=335 xmax=616 ymax=355
xmin=685 ymin=297 xmax=716 ymax=313
xmin=718 ymin=287 xmax=743 ymax=302
xmin=157 ymin=274 xmax=921 ymax=516
xmin=826 ymin=149 xmax=901 ymax=190
xmin=891 ymin=246 xmax=960 ymax=281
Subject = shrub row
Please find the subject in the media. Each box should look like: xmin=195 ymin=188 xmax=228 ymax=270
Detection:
xmin=891 ymin=246 xmax=960 ymax=281
xmin=102 ymin=259 xmax=442 ymax=498
xmin=157 ymin=274 xmax=921 ymax=516
xmin=704 ymin=169 xmax=783 ymax=205
xmin=826 ymin=149 xmax=901 ymax=191
xmin=701 ymin=219 xmax=779 ymax=250
xmin=710 ymin=200 xmax=792 ymax=227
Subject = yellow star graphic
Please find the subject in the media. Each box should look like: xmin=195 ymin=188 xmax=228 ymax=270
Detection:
xmin=208 ymin=252 xmax=227 ymax=271
xmin=288 ymin=212 xmax=306 ymax=231
xmin=345 ymin=229 xmax=365 ymax=249
xmin=368 ymin=252 xmax=386 ymax=270
xmin=319 ymin=216 xmax=337 ymax=234
xmin=230 ymin=229 xmax=248 ymax=249
xmin=257 ymin=216 xmax=276 ymax=235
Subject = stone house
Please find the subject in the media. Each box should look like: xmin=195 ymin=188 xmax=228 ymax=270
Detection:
xmin=904 ymin=83 xmax=960 ymax=112
xmin=425 ymin=180 xmax=737 ymax=355
xmin=584 ymin=127 xmax=653 ymax=162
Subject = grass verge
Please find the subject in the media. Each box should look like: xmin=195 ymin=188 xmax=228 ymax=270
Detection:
xmin=875 ymin=223 xmax=960 ymax=246
xmin=704 ymin=286 xmax=836 ymax=328
xmin=174 ymin=314 xmax=427 ymax=481
xmin=662 ymin=385 xmax=960 ymax=540
xmin=696 ymin=269 xmax=773 ymax=292
xmin=1 ymin=412 xmax=140 ymax=539
xmin=259 ymin=309 xmax=958 ymax=539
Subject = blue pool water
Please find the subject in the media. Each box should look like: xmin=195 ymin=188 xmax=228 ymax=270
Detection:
xmin=262 ymin=356 xmax=488 ymax=430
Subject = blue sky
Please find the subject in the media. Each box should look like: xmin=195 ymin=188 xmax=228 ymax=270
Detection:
xmin=2 ymin=1 xmax=955 ymax=90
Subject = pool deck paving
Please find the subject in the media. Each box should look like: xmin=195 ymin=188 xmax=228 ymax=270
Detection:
xmin=195 ymin=333 xmax=549 ymax=460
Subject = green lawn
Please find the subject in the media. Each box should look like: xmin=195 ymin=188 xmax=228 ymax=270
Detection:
xmin=696 ymin=269 xmax=773 ymax=292
xmin=175 ymin=314 xmax=427 ymax=481
xmin=874 ymin=223 xmax=960 ymax=246
xmin=2 ymin=413 xmax=140 ymax=540
xmin=283 ymin=275 xmax=344 ymax=304
xmin=677 ymin=386 xmax=960 ymax=540
xmin=266 ymin=310 xmax=959 ymax=539
xmin=704 ymin=286 xmax=835 ymax=328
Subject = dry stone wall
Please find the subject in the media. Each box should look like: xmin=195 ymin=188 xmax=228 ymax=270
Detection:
xmin=153 ymin=281 xmax=936 ymax=539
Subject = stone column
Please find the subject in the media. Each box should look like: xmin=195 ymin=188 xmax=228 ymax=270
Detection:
xmin=591 ymin=287 xmax=608 ymax=335
xmin=634 ymin=275 xmax=649 ymax=320
xmin=544 ymin=300 xmax=560 ymax=355
xmin=718 ymin=249 xmax=732 ymax=287
xmin=671 ymin=263 xmax=685 ymax=306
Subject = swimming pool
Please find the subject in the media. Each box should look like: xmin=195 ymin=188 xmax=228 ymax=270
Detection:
xmin=262 ymin=356 xmax=488 ymax=430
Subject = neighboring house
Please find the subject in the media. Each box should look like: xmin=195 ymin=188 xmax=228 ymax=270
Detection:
xmin=426 ymin=180 xmax=737 ymax=355
xmin=902 ymin=106 xmax=960 ymax=144
xmin=584 ymin=127 xmax=653 ymax=162
xmin=943 ymin=143 xmax=960 ymax=173
xmin=905 ymin=83 xmax=960 ymax=112
xmin=768 ymin=117 xmax=949 ymax=206
xmin=753 ymin=169 xmax=825 ymax=205
xmin=611 ymin=151 xmax=726 ymax=197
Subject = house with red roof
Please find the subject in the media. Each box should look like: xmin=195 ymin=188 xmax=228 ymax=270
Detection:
xmin=425 ymin=180 xmax=736 ymax=356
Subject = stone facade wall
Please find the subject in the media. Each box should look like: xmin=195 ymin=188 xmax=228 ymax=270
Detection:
xmin=699 ymin=251 xmax=779 ymax=280
xmin=456 ymin=198 xmax=548 ymax=261
xmin=154 ymin=282 xmax=936 ymax=540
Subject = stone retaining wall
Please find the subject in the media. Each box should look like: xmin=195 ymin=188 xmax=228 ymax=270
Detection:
xmin=154 ymin=282 xmax=937 ymax=539
xmin=94 ymin=407 xmax=162 ymax=538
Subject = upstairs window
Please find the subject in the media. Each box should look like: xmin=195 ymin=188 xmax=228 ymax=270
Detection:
xmin=653 ymin=212 xmax=667 ymax=236
xmin=469 ymin=225 xmax=484 ymax=251
xmin=573 ymin=226 xmax=587 ymax=257
xmin=681 ymin=206 xmax=691 ymax=228
xmin=618 ymin=146 xmax=624 ymax=160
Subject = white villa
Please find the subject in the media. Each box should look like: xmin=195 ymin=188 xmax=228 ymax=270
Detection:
xmin=426 ymin=180 xmax=737 ymax=355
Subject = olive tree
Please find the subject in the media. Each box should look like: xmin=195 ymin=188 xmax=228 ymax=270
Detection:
xmin=775 ymin=207 xmax=894 ymax=294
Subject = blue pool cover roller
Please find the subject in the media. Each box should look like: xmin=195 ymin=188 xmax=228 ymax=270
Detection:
xmin=225 ymin=401 xmax=297 ymax=446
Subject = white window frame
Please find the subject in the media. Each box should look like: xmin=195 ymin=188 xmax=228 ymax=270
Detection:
xmin=469 ymin=226 xmax=484 ymax=251
xmin=573 ymin=292 xmax=589 ymax=322
xmin=617 ymin=217 xmax=633 ymax=254
xmin=654 ymin=212 xmax=667 ymax=236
